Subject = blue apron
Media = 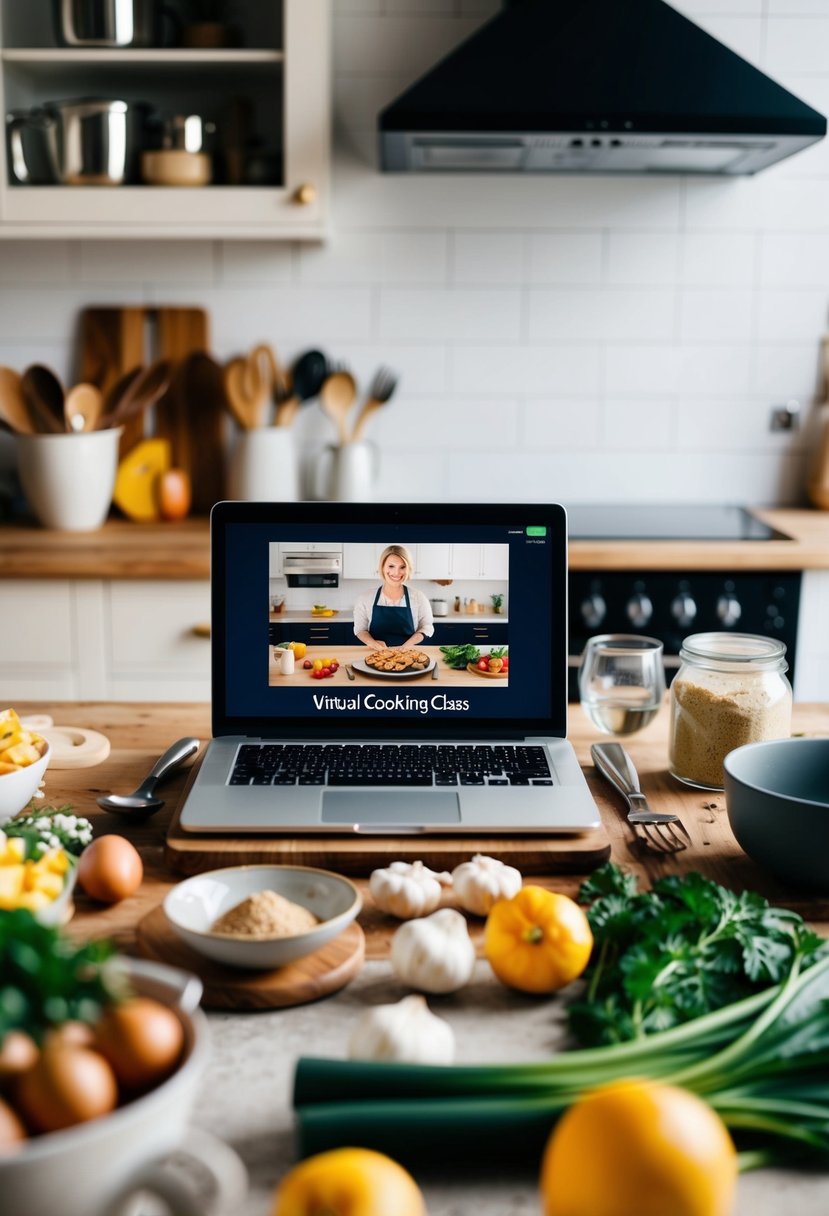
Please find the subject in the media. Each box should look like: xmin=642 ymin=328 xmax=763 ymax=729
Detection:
xmin=369 ymin=584 xmax=415 ymax=648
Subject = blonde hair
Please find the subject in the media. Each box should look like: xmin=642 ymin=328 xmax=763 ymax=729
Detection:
xmin=378 ymin=544 xmax=414 ymax=581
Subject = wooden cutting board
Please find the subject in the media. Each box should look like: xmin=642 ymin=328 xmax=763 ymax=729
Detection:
xmin=154 ymin=308 xmax=226 ymax=515
xmin=77 ymin=307 xmax=146 ymax=457
xmin=136 ymin=908 xmax=365 ymax=1010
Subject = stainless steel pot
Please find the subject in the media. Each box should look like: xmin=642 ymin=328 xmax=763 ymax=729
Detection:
xmin=7 ymin=100 xmax=150 ymax=185
xmin=54 ymin=0 xmax=161 ymax=47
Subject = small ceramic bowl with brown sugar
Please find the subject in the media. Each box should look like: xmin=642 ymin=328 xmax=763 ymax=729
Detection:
xmin=163 ymin=864 xmax=362 ymax=969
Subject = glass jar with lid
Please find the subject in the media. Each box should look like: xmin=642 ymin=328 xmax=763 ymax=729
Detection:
xmin=669 ymin=632 xmax=792 ymax=791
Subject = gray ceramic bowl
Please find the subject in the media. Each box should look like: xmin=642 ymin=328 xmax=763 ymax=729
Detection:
xmin=724 ymin=737 xmax=829 ymax=891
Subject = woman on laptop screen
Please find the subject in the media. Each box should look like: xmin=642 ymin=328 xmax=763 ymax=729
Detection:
xmin=353 ymin=545 xmax=434 ymax=651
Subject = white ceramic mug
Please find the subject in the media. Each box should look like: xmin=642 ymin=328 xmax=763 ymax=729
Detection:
xmin=227 ymin=427 xmax=299 ymax=501
xmin=316 ymin=440 xmax=379 ymax=501
xmin=16 ymin=427 xmax=123 ymax=531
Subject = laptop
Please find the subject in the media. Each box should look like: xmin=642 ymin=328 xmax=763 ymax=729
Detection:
xmin=178 ymin=500 xmax=600 ymax=835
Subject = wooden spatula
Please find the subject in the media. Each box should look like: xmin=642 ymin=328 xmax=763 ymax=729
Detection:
xmin=0 ymin=365 xmax=35 ymax=433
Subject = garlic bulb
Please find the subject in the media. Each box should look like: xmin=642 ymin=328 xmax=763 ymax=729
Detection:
xmin=369 ymin=860 xmax=452 ymax=920
xmin=452 ymin=854 xmax=523 ymax=917
xmin=348 ymin=995 xmax=455 ymax=1064
xmin=390 ymin=908 xmax=476 ymax=994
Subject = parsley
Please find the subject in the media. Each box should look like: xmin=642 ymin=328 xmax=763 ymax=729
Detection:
xmin=569 ymin=862 xmax=826 ymax=1047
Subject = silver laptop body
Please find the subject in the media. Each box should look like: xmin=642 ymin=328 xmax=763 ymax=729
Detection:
xmin=179 ymin=501 xmax=600 ymax=835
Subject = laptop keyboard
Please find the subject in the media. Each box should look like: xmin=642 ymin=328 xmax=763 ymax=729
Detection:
xmin=229 ymin=744 xmax=553 ymax=787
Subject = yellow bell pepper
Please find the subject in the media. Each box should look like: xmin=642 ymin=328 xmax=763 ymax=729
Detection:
xmin=288 ymin=642 xmax=307 ymax=660
xmin=484 ymin=885 xmax=593 ymax=994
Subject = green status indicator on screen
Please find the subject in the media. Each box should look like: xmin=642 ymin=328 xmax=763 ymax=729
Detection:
xmin=526 ymin=526 xmax=547 ymax=536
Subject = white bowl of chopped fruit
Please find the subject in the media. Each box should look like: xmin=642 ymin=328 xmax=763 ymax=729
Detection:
xmin=164 ymin=864 xmax=362 ymax=969
xmin=0 ymin=710 xmax=51 ymax=824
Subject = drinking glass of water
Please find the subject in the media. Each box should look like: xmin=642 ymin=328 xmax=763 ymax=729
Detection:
xmin=578 ymin=634 xmax=666 ymax=736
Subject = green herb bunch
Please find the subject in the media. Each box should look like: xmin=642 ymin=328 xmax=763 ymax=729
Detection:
xmin=438 ymin=644 xmax=480 ymax=669
xmin=569 ymin=863 xmax=827 ymax=1046
xmin=4 ymin=804 xmax=93 ymax=861
xmin=0 ymin=910 xmax=117 ymax=1045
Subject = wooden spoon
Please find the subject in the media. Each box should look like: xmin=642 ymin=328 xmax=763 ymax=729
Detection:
xmin=0 ymin=365 xmax=35 ymax=433
xmin=21 ymin=364 xmax=65 ymax=433
xmin=97 ymin=361 xmax=172 ymax=429
xmin=224 ymin=357 xmax=259 ymax=429
xmin=64 ymin=383 xmax=104 ymax=433
xmin=319 ymin=370 xmax=357 ymax=445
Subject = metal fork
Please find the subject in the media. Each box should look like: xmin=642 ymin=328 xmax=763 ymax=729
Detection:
xmin=351 ymin=365 xmax=399 ymax=442
xmin=591 ymin=742 xmax=691 ymax=854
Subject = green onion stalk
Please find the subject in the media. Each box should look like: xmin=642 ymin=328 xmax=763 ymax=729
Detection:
xmin=294 ymin=954 xmax=829 ymax=1169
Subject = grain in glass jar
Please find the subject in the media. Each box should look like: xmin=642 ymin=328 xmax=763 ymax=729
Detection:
xmin=669 ymin=632 xmax=792 ymax=791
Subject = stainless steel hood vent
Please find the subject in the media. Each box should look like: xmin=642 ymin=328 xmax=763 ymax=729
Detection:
xmin=379 ymin=0 xmax=826 ymax=175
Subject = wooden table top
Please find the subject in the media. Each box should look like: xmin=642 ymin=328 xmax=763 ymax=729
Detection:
xmin=12 ymin=700 xmax=829 ymax=954
xmin=2 ymin=508 xmax=828 ymax=578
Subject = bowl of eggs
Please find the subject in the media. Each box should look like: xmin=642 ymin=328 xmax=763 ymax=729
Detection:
xmin=164 ymin=864 xmax=362 ymax=970
xmin=0 ymin=710 xmax=51 ymax=825
xmin=0 ymin=955 xmax=210 ymax=1216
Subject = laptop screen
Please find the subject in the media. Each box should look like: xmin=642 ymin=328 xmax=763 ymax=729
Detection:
xmin=211 ymin=502 xmax=567 ymax=741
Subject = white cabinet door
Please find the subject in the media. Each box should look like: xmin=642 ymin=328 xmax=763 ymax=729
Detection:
xmin=0 ymin=580 xmax=78 ymax=698
xmin=107 ymin=581 xmax=211 ymax=701
xmin=481 ymin=544 xmax=510 ymax=579
xmin=450 ymin=544 xmax=483 ymax=579
xmin=279 ymin=542 xmax=343 ymax=553
xmin=412 ymin=544 xmax=452 ymax=579
xmin=794 ymin=570 xmax=829 ymax=701
xmin=342 ymin=543 xmax=379 ymax=579
xmin=268 ymin=544 xmax=281 ymax=577
xmin=0 ymin=0 xmax=329 ymax=240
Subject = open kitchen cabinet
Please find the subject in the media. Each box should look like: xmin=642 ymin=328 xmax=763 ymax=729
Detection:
xmin=0 ymin=0 xmax=329 ymax=239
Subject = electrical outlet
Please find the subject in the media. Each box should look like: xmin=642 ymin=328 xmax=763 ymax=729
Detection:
xmin=769 ymin=400 xmax=800 ymax=432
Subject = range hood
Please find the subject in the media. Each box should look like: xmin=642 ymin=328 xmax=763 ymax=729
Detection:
xmin=379 ymin=0 xmax=826 ymax=175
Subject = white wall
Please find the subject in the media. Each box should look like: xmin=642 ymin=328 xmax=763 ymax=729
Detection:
xmin=2 ymin=0 xmax=829 ymax=505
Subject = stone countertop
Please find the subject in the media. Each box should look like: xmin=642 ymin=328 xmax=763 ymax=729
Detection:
xmin=2 ymin=508 xmax=828 ymax=579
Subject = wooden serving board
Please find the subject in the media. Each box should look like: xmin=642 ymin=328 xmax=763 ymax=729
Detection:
xmin=136 ymin=907 xmax=365 ymax=1010
xmin=466 ymin=662 xmax=508 ymax=680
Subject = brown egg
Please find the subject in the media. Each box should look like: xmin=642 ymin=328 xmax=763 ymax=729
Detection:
xmin=95 ymin=997 xmax=184 ymax=1091
xmin=15 ymin=1042 xmax=118 ymax=1133
xmin=0 ymin=1031 xmax=38 ymax=1085
xmin=43 ymin=1020 xmax=96 ymax=1051
xmin=76 ymin=835 xmax=143 ymax=904
xmin=0 ymin=1095 xmax=27 ymax=1151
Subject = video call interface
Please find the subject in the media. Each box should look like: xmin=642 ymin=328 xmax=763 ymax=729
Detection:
xmin=223 ymin=520 xmax=559 ymax=724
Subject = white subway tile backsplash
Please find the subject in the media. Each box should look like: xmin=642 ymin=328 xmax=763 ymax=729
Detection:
xmin=605 ymin=344 xmax=753 ymax=396
xmin=299 ymin=231 xmax=448 ymax=284
xmin=756 ymin=290 xmax=829 ymax=344
xmin=752 ymin=345 xmax=823 ymax=401
xmin=78 ymin=242 xmax=216 ymax=285
xmin=371 ymin=395 xmax=520 ymax=450
xmin=528 ymin=288 xmax=675 ymax=342
xmin=452 ymin=345 xmax=601 ymax=395
xmin=0 ymin=241 xmax=73 ymax=285
xmin=680 ymin=289 xmax=754 ymax=342
xmin=604 ymin=399 xmax=674 ymax=451
xmin=675 ymin=397 xmax=785 ymax=451
xmin=523 ymin=399 xmax=602 ymax=450
xmin=333 ymin=14 xmax=484 ymax=77
xmin=688 ymin=15 xmax=763 ymax=63
xmin=760 ymin=233 xmax=829 ymax=286
xmin=452 ymin=233 xmax=526 ymax=284
xmin=217 ymin=243 xmax=293 ymax=285
xmin=680 ymin=233 xmax=757 ymax=285
xmin=766 ymin=17 xmax=829 ymax=74
xmin=378 ymin=287 xmax=521 ymax=341
xmin=605 ymin=233 xmax=680 ymax=285
xmin=527 ymin=234 xmax=603 ymax=285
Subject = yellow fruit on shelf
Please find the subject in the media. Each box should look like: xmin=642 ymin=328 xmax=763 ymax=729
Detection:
xmin=484 ymin=885 xmax=593 ymax=994
xmin=113 ymin=439 xmax=172 ymax=522
xmin=540 ymin=1079 xmax=737 ymax=1216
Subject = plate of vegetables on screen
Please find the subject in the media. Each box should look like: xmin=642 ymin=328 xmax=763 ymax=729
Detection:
xmin=467 ymin=648 xmax=509 ymax=679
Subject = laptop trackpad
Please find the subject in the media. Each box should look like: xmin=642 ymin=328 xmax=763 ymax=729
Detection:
xmin=322 ymin=790 xmax=461 ymax=826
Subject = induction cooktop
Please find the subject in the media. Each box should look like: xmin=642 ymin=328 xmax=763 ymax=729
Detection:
xmin=566 ymin=504 xmax=793 ymax=542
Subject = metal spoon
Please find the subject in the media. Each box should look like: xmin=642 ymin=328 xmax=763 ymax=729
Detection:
xmin=97 ymin=736 xmax=200 ymax=817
